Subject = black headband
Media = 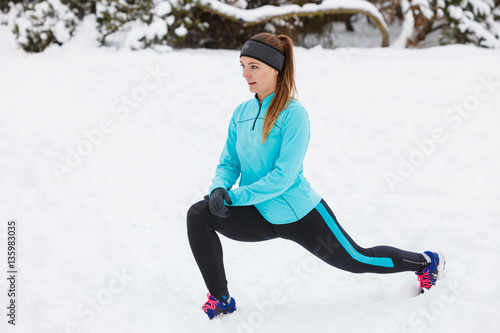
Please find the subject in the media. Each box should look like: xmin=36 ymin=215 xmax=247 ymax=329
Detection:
xmin=240 ymin=39 xmax=285 ymax=72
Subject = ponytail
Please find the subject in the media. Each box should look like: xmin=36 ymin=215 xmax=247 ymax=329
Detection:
xmin=249 ymin=33 xmax=297 ymax=143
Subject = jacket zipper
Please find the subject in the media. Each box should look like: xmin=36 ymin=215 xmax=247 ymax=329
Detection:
xmin=252 ymin=101 xmax=262 ymax=131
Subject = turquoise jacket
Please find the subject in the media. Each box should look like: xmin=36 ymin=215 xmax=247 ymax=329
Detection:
xmin=209 ymin=93 xmax=322 ymax=224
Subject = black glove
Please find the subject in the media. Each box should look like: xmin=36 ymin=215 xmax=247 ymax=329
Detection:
xmin=208 ymin=188 xmax=233 ymax=218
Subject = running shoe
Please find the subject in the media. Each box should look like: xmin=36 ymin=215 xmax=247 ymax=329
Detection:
xmin=416 ymin=251 xmax=445 ymax=293
xmin=202 ymin=293 xmax=236 ymax=319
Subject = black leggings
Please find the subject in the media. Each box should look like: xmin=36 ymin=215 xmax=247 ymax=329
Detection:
xmin=187 ymin=198 xmax=427 ymax=298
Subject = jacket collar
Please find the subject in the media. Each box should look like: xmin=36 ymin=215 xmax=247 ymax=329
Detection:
xmin=254 ymin=92 xmax=275 ymax=108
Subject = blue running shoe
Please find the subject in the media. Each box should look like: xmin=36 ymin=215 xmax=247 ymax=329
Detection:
xmin=416 ymin=251 xmax=445 ymax=294
xmin=202 ymin=293 xmax=236 ymax=319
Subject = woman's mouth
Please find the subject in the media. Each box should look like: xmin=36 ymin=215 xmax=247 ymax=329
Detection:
xmin=248 ymin=82 xmax=256 ymax=86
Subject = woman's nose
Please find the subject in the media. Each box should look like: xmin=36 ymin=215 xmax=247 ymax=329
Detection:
xmin=242 ymin=69 xmax=251 ymax=78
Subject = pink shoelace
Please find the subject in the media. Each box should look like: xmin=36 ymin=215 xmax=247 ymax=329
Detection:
xmin=417 ymin=269 xmax=432 ymax=289
xmin=202 ymin=294 xmax=218 ymax=311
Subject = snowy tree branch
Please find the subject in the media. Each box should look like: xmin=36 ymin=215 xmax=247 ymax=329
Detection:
xmin=195 ymin=0 xmax=390 ymax=47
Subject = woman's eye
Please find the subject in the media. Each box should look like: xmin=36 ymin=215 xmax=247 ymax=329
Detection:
xmin=240 ymin=65 xmax=258 ymax=70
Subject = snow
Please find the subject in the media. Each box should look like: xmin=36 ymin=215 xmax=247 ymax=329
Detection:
xmin=123 ymin=20 xmax=148 ymax=50
xmin=174 ymin=25 xmax=188 ymax=37
xmin=1 ymin=16 xmax=500 ymax=333
xmin=53 ymin=20 xmax=72 ymax=43
xmin=154 ymin=1 xmax=172 ymax=17
xmin=147 ymin=19 xmax=168 ymax=40
xmin=411 ymin=0 xmax=435 ymax=20
xmin=469 ymin=0 xmax=493 ymax=16
xmin=448 ymin=5 xmax=464 ymax=20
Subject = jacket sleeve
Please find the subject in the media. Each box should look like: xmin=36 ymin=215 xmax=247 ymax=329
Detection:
xmin=227 ymin=106 xmax=310 ymax=206
xmin=209 ymin=114 xmax=241 ymax=195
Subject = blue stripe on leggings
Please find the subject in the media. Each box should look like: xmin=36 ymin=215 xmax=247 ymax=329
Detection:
xmin=316 ymin=202 xmax=394 ymax=268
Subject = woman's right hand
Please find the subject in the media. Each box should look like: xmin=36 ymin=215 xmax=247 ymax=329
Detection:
xmin=208 ymin=188 xmax=233 ymax=218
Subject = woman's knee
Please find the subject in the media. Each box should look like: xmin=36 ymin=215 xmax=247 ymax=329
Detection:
xmin=186 ymin=199 xmax=211 ymax=231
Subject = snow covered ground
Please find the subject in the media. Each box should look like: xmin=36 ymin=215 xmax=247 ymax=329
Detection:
xmin=1 ymin=17 xmax=500 ymax=333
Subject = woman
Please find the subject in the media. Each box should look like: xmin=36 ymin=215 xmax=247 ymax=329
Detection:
xmin=187 ymin=33 xmax=444 ymax=320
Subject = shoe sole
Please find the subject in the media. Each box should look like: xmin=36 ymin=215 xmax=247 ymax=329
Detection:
xmin=210 ymin=304 xmax=236 ymax=320
xmin=437 ymin=252 xmax=446 ymax=280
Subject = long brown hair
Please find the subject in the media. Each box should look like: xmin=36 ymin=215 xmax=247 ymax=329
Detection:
xmin=250 ymin=33 xmax=297 ymax=143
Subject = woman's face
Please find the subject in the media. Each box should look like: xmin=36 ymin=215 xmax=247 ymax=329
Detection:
xmin=240 ymin=56 xmax=278 ymax=101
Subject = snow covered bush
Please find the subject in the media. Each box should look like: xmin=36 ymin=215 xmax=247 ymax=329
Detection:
xmin=1 ymin=0 xmax=9 ymax=14
xmin=0 ymin=0 xmax=19 ymax=14
xmin=1 ymin=1 xmax=24 ymax=24
xmin=96 ymin=0 xmax=177 ymax=50
xmin=11 ymin=0 xmax=77 ymax=52
xmin=62 ymin=0 xmax=96 ymax=20
xmin=0 ymin=2 xmax=8 ymax=24
xmin=6 ymin=0 xmax=500 ymax=52
xmin=409 ymin=0 xmax=500 ymax=48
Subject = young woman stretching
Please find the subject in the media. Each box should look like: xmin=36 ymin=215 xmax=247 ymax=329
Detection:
xmin=187 ymin=33 xmax=445 ymax=319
